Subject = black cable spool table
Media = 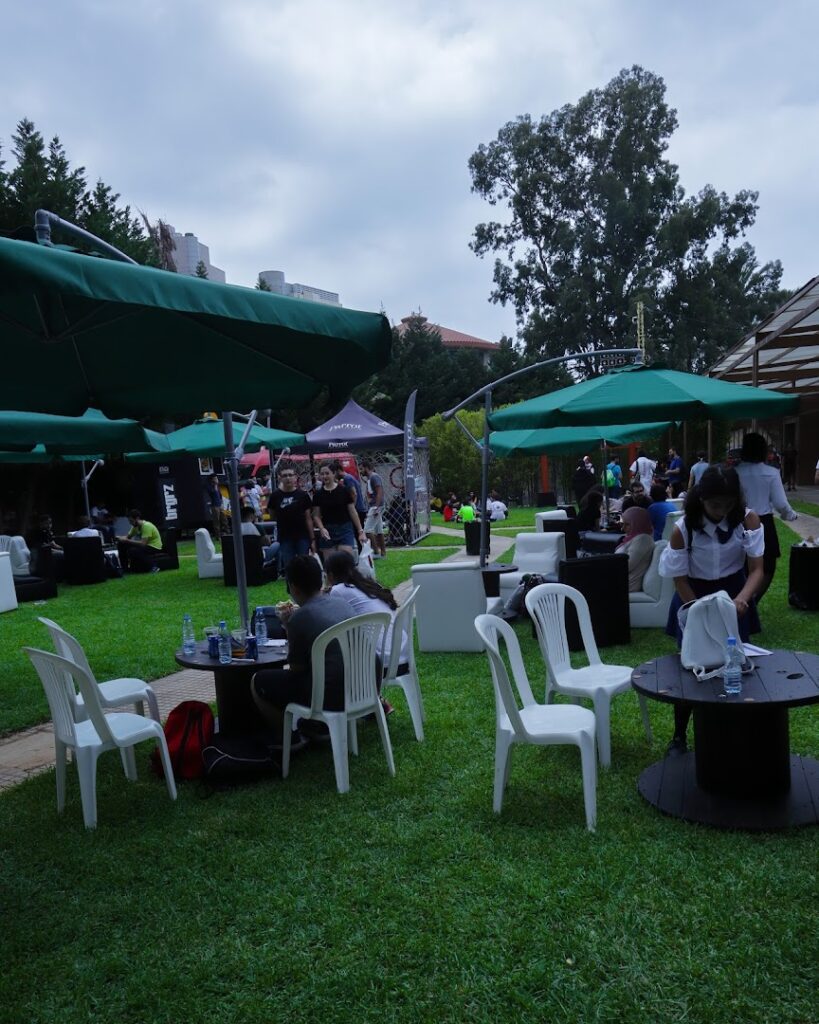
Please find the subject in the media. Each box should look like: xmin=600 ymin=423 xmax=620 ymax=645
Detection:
xmin=631 ymin=650 xmax=819 ymax=829
xmin=175 ymin=644 xmax=288 ymax=735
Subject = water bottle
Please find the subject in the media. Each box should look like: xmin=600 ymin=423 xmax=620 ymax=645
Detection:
xmin=254 ymin=607 xmax=268 ymax=646
xmin=723 ymin=636 xmax=743 ymax=696
xmin=182 ymin=613 xmax=196 ymax=655
xmin=218 ymin=620 xmax=232 ymax=665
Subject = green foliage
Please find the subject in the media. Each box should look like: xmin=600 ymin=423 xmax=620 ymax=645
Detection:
xmin=0 ymin=118 xmax=156 ymax=264
xmin=194 ymin=259 xmax=208 ymax=279
xmin=469 ymin=66 xmax=790 ymax=375
xmin=255 ymin=274 xmax=272 ymax=291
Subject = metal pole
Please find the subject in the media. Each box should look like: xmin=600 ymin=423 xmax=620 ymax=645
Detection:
xmin=223 ymin=412 xmax=250 ymax=630
xmin=81 ymin=461 xmax=91 ymax=519
xmin=479 ymin=390 xmax=492 ymax=567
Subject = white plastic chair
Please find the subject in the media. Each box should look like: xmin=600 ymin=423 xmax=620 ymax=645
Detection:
xmin=524 ymin=583 xmax=652 ymax=767
xmin=474 ymin=614 xmax=597 ymax=829
xmin=381 ymin=586 xmax=424 ymax=741
xmin=282 ymin=612 xmax=395 ymax=793
xmin=24 ymin=647 xmax=177 ymax=828
xmin=38 ymin=617 xmax=160 ymax=723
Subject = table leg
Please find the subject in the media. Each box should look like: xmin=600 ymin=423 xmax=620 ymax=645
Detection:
xmin=693 ymin=704 xmax=791 ymax=797
xmin=213 ymin=665 xmax=266 ymax=736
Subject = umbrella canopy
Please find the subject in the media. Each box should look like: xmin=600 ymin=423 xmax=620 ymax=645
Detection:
xmin=305 ymin=399 xmax=404 ymax=452
xmin=489 ymin=364 xmax=800 ymax=431
xmin=0 ymin=236 xmax=391 ymax=418
xmin=126 ymin=419 xmax=305 ymax=462
xmin=0 ymin=446 xmax=103 ymax=463
xmin=488 ymin=421 xmax=677 ymax=457
xmin=0 ymin=408 xmax=169 ymax=455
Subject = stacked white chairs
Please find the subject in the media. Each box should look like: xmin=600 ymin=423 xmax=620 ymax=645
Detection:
xmin=474 ymin=614 xmax=597 ymax=829
xmin=525 ymin=583 xmax=652 ymax=767
xmin=195 ymin=527 xmax=224 ymax=579
xmin=39 ymin=617 xmax=160 ymax=723
xmin=24 ymin=647 xmax=177 ymax=828
xmin=381 ymin=586 xmax=424 ymax=741
xmin=283 ymin=612 xmax=394 ymax=793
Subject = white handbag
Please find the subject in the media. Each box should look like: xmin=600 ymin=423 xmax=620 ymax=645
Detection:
xmin=357 ymin=540 xmax=376 ymax=580
xmin=679 ymin=590 xmax=753 ymax=681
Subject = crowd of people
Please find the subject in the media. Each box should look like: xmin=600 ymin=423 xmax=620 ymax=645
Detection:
xmin=434 ymin=489 xmax=508 ymax=523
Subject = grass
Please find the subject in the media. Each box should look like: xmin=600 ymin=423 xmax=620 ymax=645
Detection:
xmin=791 ymin=498 xmax=819 ymax=519
xmin=0 ymin=520 xmax=816 ymax=1022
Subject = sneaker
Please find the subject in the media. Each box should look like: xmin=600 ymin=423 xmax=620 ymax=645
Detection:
xmin=150 ymin=565 xmax=161 ymax=573
xmin=269 ymin=729 xmax=310 ymax=754
xmin=665 ymin=736 xmax=687 ymax=757
xmin=381 ymin=698 xmax=395 ymax=716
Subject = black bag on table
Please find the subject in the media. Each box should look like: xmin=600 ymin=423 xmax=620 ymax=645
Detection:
xmin=202 ymin=734 xmax=280 ymax=786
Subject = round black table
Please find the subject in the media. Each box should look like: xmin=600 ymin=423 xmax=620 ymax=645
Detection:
xmin=632 ymin=650 xmax=819 ymax=830
xmin=175 ymin=643 xmax=287 ymax=735
xmin=481 ymin=561 xmax=517 ymax=598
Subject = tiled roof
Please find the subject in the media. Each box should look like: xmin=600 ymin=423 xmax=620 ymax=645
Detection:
xmin=397 ymin=315 xmax=498 ymax=352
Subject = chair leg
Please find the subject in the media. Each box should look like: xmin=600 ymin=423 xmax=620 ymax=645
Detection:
xmin=493 ymin=729 xmax=514 ymax=813
xmin=281 ymin=710 xmax=294 ymax=779
xmin=120 ymin=745 xmax=138 ymax=781
xmin=638 ymin=693 xmax=653 ymax=743
xmin=327 ymin=717 xmax=350 ymax=793
xmin=54 ymin=739 xmax=68 ymax=814
xmin=578 ymin=729 xmax=597 ymax=832
xmin=75 ymin=747 xmax=99 ymax=829
xmin=348 ymin=718 xmax=359 ymax=757
xmin=372 ymin=702 xmax=395 ymax=777
xmin=398 ymin=677 xmax=425 ymax=742
xmin=592 ymin=693 xmax=612 ymax=768
xmin=156 ymin=737 xmax=178 ymax=800
xmin=544 ymin=683 xmax=555 ymax=704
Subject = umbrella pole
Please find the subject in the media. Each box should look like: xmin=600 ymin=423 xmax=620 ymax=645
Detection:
xmin=601 ymin=441 xmax=610 ymax=524
xmin=80 ymin=461 xmax=91 ymax=520
xmin=479 ymin=391 xmax=491 ymax=568
xmin=223 ymin=412 xmax=250 ymax=631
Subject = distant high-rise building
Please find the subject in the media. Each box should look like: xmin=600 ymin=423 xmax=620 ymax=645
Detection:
xmin=258 ymin=270 xmax=340 ymax=306
xmin=168 ymin=225 xmax=226 ymax=283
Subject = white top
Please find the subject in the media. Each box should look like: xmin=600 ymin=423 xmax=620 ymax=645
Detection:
xmin=659 ymin=511 xmax=764 ymax=581
xmin=629 ymin=456 xmax=656 ymax=490
xmin=70 ymin=527 xmax=101 ymax=538
xmin=488 ymin=500 xmax=508 ymax=521
xmin=329 ymin=583 xmax=409 ymax=663
xmin=735 ymin=462 xmax=797 ymax=519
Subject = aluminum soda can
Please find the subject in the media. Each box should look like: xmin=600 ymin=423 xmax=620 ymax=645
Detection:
xmin=207 ymin=634 xmax=220 ymax=659
xmin=246 ymin=635 xmax=258 ymax=660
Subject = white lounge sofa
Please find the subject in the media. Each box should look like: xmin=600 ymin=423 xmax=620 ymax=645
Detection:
xmin=662 ymin=510 xmax=684 ymax=541
xmin=535 ymin=509 xmax=568 ymax=531
xmin=0 ymin=552 xmax=18 ymax=613
xmin=629 ymin=540 xmax=675 ymax=628
xmin=499 ymin=533 xmax=566 ymax=605
xmin=195 ymin=528 xmax=224 ymax=579
xmin=411 ymin=561 xmax=503 ymax=652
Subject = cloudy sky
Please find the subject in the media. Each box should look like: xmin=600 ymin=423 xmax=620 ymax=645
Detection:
xmin=3 ymin=0 xmax=817 ymax=342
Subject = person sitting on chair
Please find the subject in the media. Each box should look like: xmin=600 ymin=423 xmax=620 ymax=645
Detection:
xmin=116 ymin=509 xmax=164 ymax=573
xmin=240 ymin=506 xmax=280 ymax=569
xmin=72 ymin=515 xmax=101 ymax=538
xmin=251 ymin=555 xmax=353 ymax=749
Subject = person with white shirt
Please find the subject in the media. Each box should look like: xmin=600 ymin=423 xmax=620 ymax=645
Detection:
xmin=71 ymin=515 xmax=101 ymax=538
xmin=735 ymin=432 xmax=797 ymax=603
xmin=659 ymin=464 xmax=764 ymax=755
xmin=629 ymin=449 xmax=657 ymax=492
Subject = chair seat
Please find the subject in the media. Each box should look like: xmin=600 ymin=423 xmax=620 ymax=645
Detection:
xmin=509 ymin=703 xmax=596 ymax=738
xmin=553 ymin=663 xmax=632 ymax=695
xmin=105 ymin=711 xmax=163 ymax=745
xmin=75 ymin=677 xmax=152 ymax=709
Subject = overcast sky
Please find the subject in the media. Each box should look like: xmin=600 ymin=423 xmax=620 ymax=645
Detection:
xmin=3 ymin=0 xmax=817 ymax=342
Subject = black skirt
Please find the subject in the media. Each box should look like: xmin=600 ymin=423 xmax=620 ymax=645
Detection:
xmin=758 ymin=512 xmax=780 ymax=574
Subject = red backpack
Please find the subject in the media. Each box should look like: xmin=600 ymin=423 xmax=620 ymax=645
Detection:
xmin=151 ymin=700 xmax=215 ymax=781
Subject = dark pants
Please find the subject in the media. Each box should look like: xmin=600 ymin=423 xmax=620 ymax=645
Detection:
xmin=253 ymin=667 xmax=345 ymax=713
xmin=117 ymin=540 xmax=161 ymax=573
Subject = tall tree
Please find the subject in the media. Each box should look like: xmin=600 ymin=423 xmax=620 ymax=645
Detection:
xmin=469 ymin=66 xmax=788 ymax=375
xmin=255 ymin=274 xmax=272 ymax=291
xmin=195 ymin=260 xmax=209 ymax=279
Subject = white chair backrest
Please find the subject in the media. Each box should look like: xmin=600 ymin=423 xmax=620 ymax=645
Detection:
xmin=383 ymin=586 xmax=418 ymax=680
xmin=38 ymin=616 xmax=96 ymax=682
xmin=641 ymin=540 xmax=668 ymax=600
xmin=474 ymin=615 xmax=536 ymax=737
xmin=195 ymin=527 xmax=216 ymax=561
xmin=525 ymin=582 xmax=601 ymax=681
xmin=24 ymin=648 xmax=114 ymax=746
xmin=0 ymin=535 xmax=31 ymax=574
xmin=662 ymin=510 xmax=684 ymax=541
xmin=535 ymin=510 xmax=568 ymax=531
xmin=310 ymin=612 xmax=392 ymax=714
xmin=513 ymin=532 xmax=566 ymax=575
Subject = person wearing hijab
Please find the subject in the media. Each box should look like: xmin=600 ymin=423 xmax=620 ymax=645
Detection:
xmin=616 ymin=506 xmax=656 ymax=591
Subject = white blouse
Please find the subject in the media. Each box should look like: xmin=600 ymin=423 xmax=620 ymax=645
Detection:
xmin=659 ymin=510 xmax=764 ymax=581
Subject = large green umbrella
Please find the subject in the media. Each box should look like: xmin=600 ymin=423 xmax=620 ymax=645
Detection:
xmin=488 ymin=421 xmax=676 ymax=457
xmin=489 ymin=364 xmax=799 ymax=431
xmin=126 ymin=419 xmax=304 ymax=462
xmin=0 ymin=236 xmax=391 ymax=418
xmin=0 ymin=408 xmax=170 ymax=454
xmin=0 ymin=446 xmax=101 ymax=463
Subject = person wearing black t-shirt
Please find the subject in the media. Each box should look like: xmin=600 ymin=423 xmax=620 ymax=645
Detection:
xmin=267 ymin=464 xmax=315 ymax=572
xmin=312 ymin=462 xmax=366 ymax=556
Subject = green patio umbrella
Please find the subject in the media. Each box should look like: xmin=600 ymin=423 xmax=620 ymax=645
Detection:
xmin=0 ymin=408 xmax=170 ymax=454
xmin=488 ymin=421 xmax=676 ymax=457
xmin=0 ymin=236 xmax=391 ymax=418
xmin=0 ymin=446 xmax=101 ymax=463
xmin=489 ymin=364 xmax=799 ymax=431
xmin=125 ymin=419 xmax=304 ymax=462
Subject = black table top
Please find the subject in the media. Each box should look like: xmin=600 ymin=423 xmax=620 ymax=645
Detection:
xmin=174 ymin=643 xmax=288 ymax=672
xmin=632 ymin=650 xmax=819 ymax=709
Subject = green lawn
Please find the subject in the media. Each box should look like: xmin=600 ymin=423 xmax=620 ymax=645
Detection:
xmin=0 ymin=522 xmax=816 ymax=1022
xmin=791 ymin=498 xmax=819 ymax=519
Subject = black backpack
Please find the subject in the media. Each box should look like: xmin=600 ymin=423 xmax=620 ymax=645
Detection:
xmin=202 ymin=734 xmax=279 ymax=786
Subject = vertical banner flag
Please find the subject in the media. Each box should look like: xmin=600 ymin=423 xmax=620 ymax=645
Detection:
xmin=403 ymin=389 xmax=417 ymax=501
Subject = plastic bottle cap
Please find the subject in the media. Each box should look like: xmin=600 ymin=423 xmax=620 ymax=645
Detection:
xmin=727 ymin=637 xmax=737 ymax=645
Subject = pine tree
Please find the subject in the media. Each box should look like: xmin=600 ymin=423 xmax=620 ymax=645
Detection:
xmin=255 ymin=274 xmax=272 ymax=291
xmin=195 ymin=260 xmax=209 ymax=279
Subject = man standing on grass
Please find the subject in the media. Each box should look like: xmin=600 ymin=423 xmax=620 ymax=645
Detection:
xmin=360 ymin=458 xmax=387 ymax=558
xmin=116 ymin=509 xmax=164 ymax=573
xmin=267 ymin=463 xmax=315 ymax=574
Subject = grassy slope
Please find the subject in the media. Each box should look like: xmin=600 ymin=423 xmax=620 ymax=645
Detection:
xmin=0 ymin=522 xmax=816 ymax=1023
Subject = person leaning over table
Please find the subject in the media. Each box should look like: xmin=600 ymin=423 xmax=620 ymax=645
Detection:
xmin=116 ymin=508 xmax=164 ymax=573
xmin=735 ymin=431 xmax=798 ymax=604
xmin=658 ymin=465 xmax=765 ymax=756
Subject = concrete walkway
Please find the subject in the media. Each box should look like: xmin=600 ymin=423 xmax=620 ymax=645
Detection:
xmin=0 ymin=531 xmax=516 ymax=792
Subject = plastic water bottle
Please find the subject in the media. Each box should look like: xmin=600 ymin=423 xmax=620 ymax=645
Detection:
xmin=182 ymin=613 xmax=196 ymax=655
xmin=254 ymin=607 xmax=268 ymax=647
xmin=218 ymin=620 xmax=232 ymax=665
xmin=723 ymin=636 xmax=743 ymax=695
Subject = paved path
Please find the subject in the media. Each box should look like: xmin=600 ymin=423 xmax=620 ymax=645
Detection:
xmin=0 ymin=531 xmax=515 ymax=792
